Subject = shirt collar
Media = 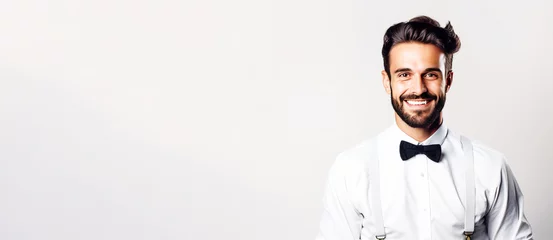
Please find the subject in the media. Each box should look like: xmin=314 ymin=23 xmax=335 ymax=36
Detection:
xmin=390 ymin=120 xmax=449 ymax=146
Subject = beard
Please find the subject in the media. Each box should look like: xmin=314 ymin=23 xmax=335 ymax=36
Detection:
xmin=391 ymin=90 xmax=446 ymax=128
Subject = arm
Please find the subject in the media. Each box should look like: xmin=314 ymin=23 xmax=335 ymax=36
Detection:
xmin=316 ymin=153 xmax=363 ymax=240
xmin=486 ymin=161 xmax=533 ymax=240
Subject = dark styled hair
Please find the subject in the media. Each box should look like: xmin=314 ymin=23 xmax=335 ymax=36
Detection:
xmin=382 ymin=15 xmax=461 ymax=77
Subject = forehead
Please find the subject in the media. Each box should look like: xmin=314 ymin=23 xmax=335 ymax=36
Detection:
xmin=389 ymin=42 xmax=446 ymax=71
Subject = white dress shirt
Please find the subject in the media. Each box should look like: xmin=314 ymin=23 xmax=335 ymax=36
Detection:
xmin=316 ymin=122 xmax=533 ymax=240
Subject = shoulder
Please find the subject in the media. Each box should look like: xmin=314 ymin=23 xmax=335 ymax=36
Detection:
xmin=455 ymin=132 xmax=512 ymax=188
xmin=471 ymin=138 xmax=510 ymax=175
xmin=331 ymin=137 xmax=375 ymax=172
xmin=448 ymin=129 xmax=508 ymax=170
xmin=326 ymin=135 xmax=379 ymax=184
xmin=328 ymin=125 xmax=395 ymax=177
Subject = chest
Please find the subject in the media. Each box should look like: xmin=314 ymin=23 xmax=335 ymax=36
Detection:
xmin=356 ymin=153 xmax=489 ymax=239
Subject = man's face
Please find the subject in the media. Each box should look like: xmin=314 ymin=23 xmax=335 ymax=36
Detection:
xmin=382 ymin=42 xmax=452 ymax=128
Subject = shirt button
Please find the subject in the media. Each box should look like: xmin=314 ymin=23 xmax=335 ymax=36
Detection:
xmin=420 ymin=172 xmax=425 ymax=177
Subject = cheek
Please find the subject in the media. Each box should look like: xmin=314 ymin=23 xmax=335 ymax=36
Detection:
xmin=428 ymin=82 xmax=446 ymax=94
xmin=391 ymin=83 xmax=408 ymax=97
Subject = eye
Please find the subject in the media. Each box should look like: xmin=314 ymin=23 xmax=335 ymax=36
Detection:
xmin=424 ymin=72 xmax=439 ymax=79
xmin=398 ymin=72 xmax=410 ymax=78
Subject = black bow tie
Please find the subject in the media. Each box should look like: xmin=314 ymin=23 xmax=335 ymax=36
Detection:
xmin=399 ymin=140 xmax=442 ymax=162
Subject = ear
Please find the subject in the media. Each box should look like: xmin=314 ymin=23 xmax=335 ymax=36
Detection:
xmin=445 ymin=70 xmax=453 ymax=93
xmin=382 ymin=70 xmax=391 ymax=95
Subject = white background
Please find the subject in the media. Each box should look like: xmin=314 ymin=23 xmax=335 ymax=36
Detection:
xmin=0 ymin=0 xmax=551 ymax=239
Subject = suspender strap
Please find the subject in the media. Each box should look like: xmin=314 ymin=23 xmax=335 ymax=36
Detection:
xmin=368 ymin=140 xmax=386 ymax=239
xmin=461 ymin=135 xmax=475 ymax=237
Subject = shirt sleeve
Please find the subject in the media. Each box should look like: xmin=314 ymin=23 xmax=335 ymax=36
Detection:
xmin=486 ymin=160 xmax=533 ymax=240
xmin=316 ymin=153 xmax=363 ymax=240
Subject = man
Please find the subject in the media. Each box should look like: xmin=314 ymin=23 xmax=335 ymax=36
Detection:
xmin=315 ymin=16 xmax=533 ymax=240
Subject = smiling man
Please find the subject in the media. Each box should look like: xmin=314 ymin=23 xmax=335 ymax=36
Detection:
xmin=316 ymin=16 xmax=533 ymax=240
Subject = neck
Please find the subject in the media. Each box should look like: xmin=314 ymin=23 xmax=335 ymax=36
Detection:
xmin=395 ymin=114 xmax=443 ymax=142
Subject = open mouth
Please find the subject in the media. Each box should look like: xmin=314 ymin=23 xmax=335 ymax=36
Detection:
xmin=404 ymin=99 xmax=432 ymax=107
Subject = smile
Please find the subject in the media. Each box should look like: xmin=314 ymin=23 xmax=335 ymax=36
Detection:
xmin=404 ymin=99 xmax=432 ymax=107
xmin=406 ymin=100 xmax=427 ymax=105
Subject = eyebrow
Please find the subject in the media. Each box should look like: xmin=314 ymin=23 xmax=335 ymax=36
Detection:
xmin=394 ymin=68 xmax=443 ymax=73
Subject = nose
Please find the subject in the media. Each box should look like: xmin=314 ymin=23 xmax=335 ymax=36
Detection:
xmin=410 ymin=74 xmax=427 ymax=95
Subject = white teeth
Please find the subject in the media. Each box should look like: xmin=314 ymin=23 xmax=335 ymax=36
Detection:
xmin=406 ymin=100 xmax=427 ymax=105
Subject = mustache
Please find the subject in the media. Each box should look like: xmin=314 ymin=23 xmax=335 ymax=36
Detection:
xmin=400 ymin=92 xmax=437 ymax=101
